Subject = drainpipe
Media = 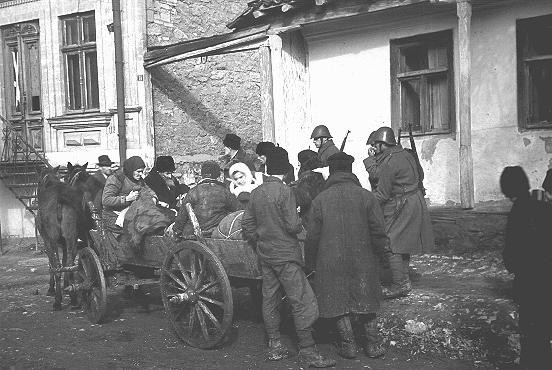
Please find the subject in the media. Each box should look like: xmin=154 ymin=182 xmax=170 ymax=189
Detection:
xmin=112 ymin=0 xmax=127 ymax=162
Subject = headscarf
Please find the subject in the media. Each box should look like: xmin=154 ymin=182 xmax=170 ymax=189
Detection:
xmin=123 ymin=156 xmax=146 ymax=183
xmin=229 ymin=162 xmax=257 ymax=196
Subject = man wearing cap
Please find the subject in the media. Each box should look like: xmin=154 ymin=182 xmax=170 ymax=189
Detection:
xmin=221 ymin=133 xmax=256 ymax=180
xmin=306 ymin=152 xmax=388 ymax=360
xmin=242 ymin=147 xmax=335 ymax=368
xmin=145 ymin=156 xmax=189 ymax=210
xmin=90 ymin=155 xmax=114 ymax=210
xmin=371 ymin=127 xmax=434 ymax=299
xmin=310 ymin=125 xmax=340 ymax=166
xmin=171 ymin=161 xmax=240 ymax=238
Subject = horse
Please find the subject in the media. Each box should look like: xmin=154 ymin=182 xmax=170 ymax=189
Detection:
xmin=36 ymin=166 xmax=93 ymax=310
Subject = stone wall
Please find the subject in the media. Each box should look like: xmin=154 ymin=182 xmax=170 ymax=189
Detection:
xmin=147 ymin=0 xmax=261 ymax=183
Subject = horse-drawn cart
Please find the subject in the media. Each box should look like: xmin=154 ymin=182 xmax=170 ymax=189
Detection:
xmin=68 ymin=204 xmax=263 ymax=349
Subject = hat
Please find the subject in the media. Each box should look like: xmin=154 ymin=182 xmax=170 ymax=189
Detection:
xmin=154 ymin=156 xmax=176 ymax=173
xmin=266 ymin=147 xmax=291 ymax=176
xmin=97 ymin=155 xmax=113 ymax=167
xmin=327 ymin=152 xmax=354 ymax=174
xmin=201 ymin=161 xmax=221 ymax=179
xmin=255 ymin=141 xmax=275 ymax=156
xmin=298 ymin=149 xmax=318 ymax=166
xmin=223 ymin=133 xmax=241 ymax=150
xmin=500 ymin=166 xmax=530 ymax=199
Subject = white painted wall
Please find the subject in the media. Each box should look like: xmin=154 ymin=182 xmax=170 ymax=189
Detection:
xmin=0 ymin=0 xmax=152 ymax=237
xmin=302 ymin=0 xmax=552 ymax=205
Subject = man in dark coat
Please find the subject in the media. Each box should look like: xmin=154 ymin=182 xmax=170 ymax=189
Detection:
xmin=144 ymin=155 xmax=189 ymax=210
xmin=90 ymin=155 xmax=114 ymax=210
xmin=500 ymin=166 xmax=552 ymax=369
xmin=306 ymin=152 xmax=388 ymax=359
xmin=311 ymin=125 xmax=340 ymax=166
xmin=220 ymin=133 xmax=257 ymax=180
xmin=293 ymin=149 xmax=325 ymax=225
xmin=242 ymin=147 xmax=335 ymax=368
xmin=372 ymin=127 xmax=434 ymax=299
xmin=171 ymin=161 xmax=239 ymax=238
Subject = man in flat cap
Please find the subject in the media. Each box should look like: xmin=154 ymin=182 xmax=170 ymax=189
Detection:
xmin=171 ymin=161 xmax=239 ymax=238
xmin=306 ymin=152 xmax=388 ymax=360
xmin=90 ymin=155 xmax=115 ymax=210
xmin=221 ymin=133 xmax=256 ymax=181
xmin=242 ymin=147 xmax=335 ymax=368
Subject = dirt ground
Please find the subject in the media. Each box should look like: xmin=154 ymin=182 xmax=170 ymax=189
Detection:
xmin=1 ymin=239 xmax=521 ymax=369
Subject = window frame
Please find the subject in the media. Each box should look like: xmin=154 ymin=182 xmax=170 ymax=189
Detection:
xmin=60 ymin=11 xmax=99 ymax=113
xmin=516 ymin=14 xmax=552 ymax=130
xmin=390 ymin=30 xmax=455 ymax=136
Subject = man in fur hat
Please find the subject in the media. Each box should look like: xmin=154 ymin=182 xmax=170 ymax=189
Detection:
xmin=145 ymin=156 xmax=189 ymax=210
xmin=306 ymin=152 xmax=388 ymax=360
xmin=242 ymin=147 xmax=335 ymax=368
xmin=220 ymin=133 xmax=256 ymax=180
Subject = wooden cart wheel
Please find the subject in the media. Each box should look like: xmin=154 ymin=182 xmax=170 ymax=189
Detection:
xmin=160 ymin=240 xmax=233 ymax=349
xmin=74 ymin=247 xmax=107 ymax=324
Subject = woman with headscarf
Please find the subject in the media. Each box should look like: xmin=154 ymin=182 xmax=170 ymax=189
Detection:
xmin=102 ymin=156 xmax=146 ymax=234
xmin=229 ymin=162 xmax=259 ymax=208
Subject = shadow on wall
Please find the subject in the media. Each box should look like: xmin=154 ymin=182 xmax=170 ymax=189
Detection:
xmin=149 ymin=66 xmax=232 ymax=139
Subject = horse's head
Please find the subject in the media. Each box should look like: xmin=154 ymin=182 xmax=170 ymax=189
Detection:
xmin=38 ymin=166 xmax=61 ymax=190
xmin=65 ymin=162 xmax=89 ymax=186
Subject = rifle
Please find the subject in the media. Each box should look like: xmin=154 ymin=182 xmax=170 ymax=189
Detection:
xmin=340 ymin=130 xmax=351 ymax=151
xmin=407 ymin=123 xmax=426 ymax=195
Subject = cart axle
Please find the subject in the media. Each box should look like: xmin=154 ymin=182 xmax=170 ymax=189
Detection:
xmin=169 ymin=291 xmax=198 ymax=304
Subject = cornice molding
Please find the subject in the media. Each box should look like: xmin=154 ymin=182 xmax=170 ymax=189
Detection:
xmin=0 ymin=0 xmax=40 ymax=9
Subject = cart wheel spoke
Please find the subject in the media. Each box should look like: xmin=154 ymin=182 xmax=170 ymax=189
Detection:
xmin=195 ymin=306 xmax=210 ymax=341
xmin=197 ymin=278 xmax=220 ymax=294
xmin=190 ymin=252 xmax=198 ymax=284
xmin=199 ymin=295 xmax=224 ymax=307
xmin=195 ymin=253 xmax=206 ymax=288
xmin=198 ymin=301 xmax=222 ymax=332
xmin=164 ymin=269 xmax=188 ymax=291
xmin=176 ymin=258 xmax=193 ymax=287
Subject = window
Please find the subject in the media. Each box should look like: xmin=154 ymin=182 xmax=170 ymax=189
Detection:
xmin=517 ymin=14 xmax=552 ymax=129
xmin=64 ymin=130 xmax=101 ymax=147
xmin=390 ymin=30 xmax=454 ymax=135
xmin=61 ymin=12 xmax=99 ymax=111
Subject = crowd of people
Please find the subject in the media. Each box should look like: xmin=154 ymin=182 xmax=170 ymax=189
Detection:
xmin=83 ymin=125 xmax=549 ymax=368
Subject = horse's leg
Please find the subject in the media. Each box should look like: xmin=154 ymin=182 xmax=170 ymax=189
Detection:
xmin=62 ymin=207 xmax=79 ymax=308
xmin=52 ymin=245 xmax=63 ymax=311
xmin=62 ymin=243 xmax=69 ymax=291
xmin=43 ymin=239 xmax=56 ymax=297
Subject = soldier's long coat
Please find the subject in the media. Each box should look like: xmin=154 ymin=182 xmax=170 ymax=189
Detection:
xmin=305 ymin=172 xmax=388 ymax=318
xmin=374 ymin=146 xmax=434 ymax=254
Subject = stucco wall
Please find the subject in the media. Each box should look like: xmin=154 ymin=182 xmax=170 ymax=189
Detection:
xmin=305 ymin=0 xmax=552 ymax=205
xmin=147 ymin=0 xmax=261 ymax=183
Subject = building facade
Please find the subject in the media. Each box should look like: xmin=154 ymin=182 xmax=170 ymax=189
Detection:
xmin=0 ymin=0 xmax=153 ymax=237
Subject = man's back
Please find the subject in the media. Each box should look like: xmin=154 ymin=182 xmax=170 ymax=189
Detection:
xmin=242 ymin=177 xmax=303 ymax=265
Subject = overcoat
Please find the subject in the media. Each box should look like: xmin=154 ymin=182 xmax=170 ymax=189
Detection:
xmin=374 ymin=146 xmax=434 ymax=254
xmin=317 ymin=139 xmax=340 ymax=166
xmin=102 ymin=170 xmax=144 ymax=232
xmin=144 ymin=170 xmax=188 ymax=209
xmin=305 ymin=172 xmax=388 ymax=318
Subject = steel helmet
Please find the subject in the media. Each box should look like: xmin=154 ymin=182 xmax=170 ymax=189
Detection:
xmin=310 ymin=125 xmax=332 ymax=139
xmin=366 ymin=131 xmax=377 ymax=145
xmin=372 ymin=127 xmax=397 ymax=146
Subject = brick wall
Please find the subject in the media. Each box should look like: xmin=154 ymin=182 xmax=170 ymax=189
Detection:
xmin=147 ymin=0 xmax=261 ymax=184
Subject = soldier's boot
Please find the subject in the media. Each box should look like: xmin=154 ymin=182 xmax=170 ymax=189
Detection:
xmin=382 ymin=253 xmax=411 ymax=299
xmin=298 ymin=345 xmax=337 ymax=368
xmin=335 ymin=315 xmax=357 ymax=359
xmin=267 ymin=338 xmax=290 ymax=361
xmin=362 ymin=317 xmax=386 ymax=358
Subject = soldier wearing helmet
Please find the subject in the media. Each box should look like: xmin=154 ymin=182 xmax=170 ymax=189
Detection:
xmin=363 ymin=131 xmax=380 ymax=190
xmin=370 ymin=126 xmax=434 ymax=299
xmin=310 ymin=125 xmax=340 ymax=166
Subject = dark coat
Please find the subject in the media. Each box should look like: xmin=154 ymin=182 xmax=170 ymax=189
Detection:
xmin=102 ymin=170 xmax=144 ymax=232
xmin=221 ymin=148 xmax=257 ymax=180
xmin=292 ymin=170 xmax=325 ymax=224
xmin=242 ymin=176 xmax=303 ymax=265
xmin=503 ymin=195 xmax=552 ymax=303
xmin=305 ymin=172 xmax=388 ymax=318
xmin=174 ymin=178 xmax=240 ymax=237
xmin=317 ymin=139 xmax=340 ymax=166
xmin=374 ymin=146 xmax=434 ymax=254
xmin=144 ymin=170 xmax=188 ymax=209
xmin=87 ymin=170 xmax=108 ymax=210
